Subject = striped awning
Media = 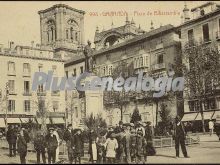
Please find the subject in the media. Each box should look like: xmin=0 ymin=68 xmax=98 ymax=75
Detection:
xmin=194 ymin=111 xmax=215 ymax=121
xmin=36 ymin=118 xmax=51 ymax=124
xmin=51 ymin=118 xmax=65 ymax=124
xmin=0 ymin=118 xmax=6 ymax=127
xmin=181 ymin=113 xmax=198 ymax=121
xmin=20 ymin=118 xmax=35 ymax=123
xmin=6 ymin=118 xmax=21 ymax=124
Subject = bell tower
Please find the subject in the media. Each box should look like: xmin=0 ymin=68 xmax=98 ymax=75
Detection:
xmin=38 ymin=4 xmax=85 ymax=60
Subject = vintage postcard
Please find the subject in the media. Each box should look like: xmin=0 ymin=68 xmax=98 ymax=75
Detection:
xmin=0 ymin=1 xmax=219 ymax=164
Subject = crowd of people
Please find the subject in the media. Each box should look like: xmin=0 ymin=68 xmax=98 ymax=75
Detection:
xmin=4 ymin=115 xmax=191 ymax=164
xmin=64 ymin=120 xmax=156 ymax=164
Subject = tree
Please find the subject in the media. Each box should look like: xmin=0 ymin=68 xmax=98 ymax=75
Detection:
xmin=180 ymin=41 xmax=220 ymax=133
xmin=130 ymin=104 xmax=142 ymax=124
xmin=103 ymin=60 xmax=133 ymax=121
xmin=83 ymin=113 xmax=107 ymax=134
xmin=157 ymin=102 xmax=172 ymax=136
xmin=32 ymin=94 xmax=51 ymax=135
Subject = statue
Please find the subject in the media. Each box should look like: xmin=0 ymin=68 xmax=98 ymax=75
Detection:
xmin=84 ymin=40 xmax=94 ymax=73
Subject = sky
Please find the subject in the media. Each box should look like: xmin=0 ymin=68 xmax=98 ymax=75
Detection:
xmin=0 ymin=1 xmax=214 ymax=48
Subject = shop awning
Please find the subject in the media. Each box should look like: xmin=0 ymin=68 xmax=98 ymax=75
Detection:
xmin=6 ymin=118 xmax=21 ymax=124
xmin=181 ymin=113 xmax=198 ymax=121
xmin=212 ymin=111 xmax=220 ymax=120
xmin=20 ymin=118 xmax=35 ymax=123
xmin=36 ymin=118 xmax=51 ymax=124
xmin=194 ymin=111 xmax=215 ymax=121
xmin=51 ymin=118 xmax=65 ymax=124
xmin=0 ymin=118 xmax=6 ymax=127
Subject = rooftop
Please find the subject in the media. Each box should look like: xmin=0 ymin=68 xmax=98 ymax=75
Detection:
xmin=93 ymin=24 xmax=175 ymax=56
xmin=38 ymin=4 xmax=85 ymax=15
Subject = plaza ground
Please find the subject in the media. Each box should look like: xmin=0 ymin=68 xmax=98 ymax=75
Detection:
xmin=0 ymin=134 xmax=219 ymax=164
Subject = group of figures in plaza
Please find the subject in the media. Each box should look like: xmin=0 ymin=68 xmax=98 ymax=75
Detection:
xmin=4 ymin=115 xmax=189 ymax=164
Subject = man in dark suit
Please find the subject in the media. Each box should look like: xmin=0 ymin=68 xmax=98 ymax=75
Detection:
xmin=46 ymin=127 xmax=58 ymax=164
xmin=174 ymin=115 xmax=190 ymax=158
xmin=63 ymin=124 xmax=74 ymax=163
xmin=6 ymin=125 xmax=17 ymax=157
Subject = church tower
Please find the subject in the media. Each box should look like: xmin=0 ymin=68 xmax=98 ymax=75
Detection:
xmin=38 ymin=4 xmax=85 ymax=60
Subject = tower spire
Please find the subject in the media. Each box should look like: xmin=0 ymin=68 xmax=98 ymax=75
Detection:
xmin=125 ymin=14 xmax=130 ymax=25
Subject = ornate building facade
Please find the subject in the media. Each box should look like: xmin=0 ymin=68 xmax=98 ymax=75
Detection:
xmin=177 ymin=2 xmax=220 ymax=124
xmin=38 ymin=4 xmax=85 ymax=61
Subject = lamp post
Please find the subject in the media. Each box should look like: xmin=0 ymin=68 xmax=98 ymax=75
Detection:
xmin=5 ymin=82 xmax=9 ymax=132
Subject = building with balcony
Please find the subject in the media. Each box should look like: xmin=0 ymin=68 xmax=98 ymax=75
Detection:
xmin=177 ymin=2 xmax=220 ymax=128
xmin=92 ymin=22 xmax=181 ymax=126
xmin=0 ymin=44 xmax=66 ymax=127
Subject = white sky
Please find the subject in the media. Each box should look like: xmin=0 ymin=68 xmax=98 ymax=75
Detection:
xmin=0 ymin=1 xmax=214 ymax=47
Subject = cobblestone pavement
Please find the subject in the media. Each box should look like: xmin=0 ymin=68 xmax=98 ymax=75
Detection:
xmin=0 ymin=134 xmax=219 ymax=164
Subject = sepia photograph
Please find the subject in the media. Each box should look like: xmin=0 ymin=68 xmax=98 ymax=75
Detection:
xmin=0 ymin=0 xmax=220 ymax=164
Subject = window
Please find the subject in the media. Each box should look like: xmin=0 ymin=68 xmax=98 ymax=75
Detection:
xmin=65 ymin=71 xmax=68 ymax=78
xmin=188 ymin=29 xmax=194 ymax=45
xmin=24 ymin=81 xmax=30 ymax=94
xmin=73 ymin=68 xmax=77 ymax=76
xmin=8 ymin=61 xmax=15 ymax=72
xmin=8 ymin=100 xmax=15 ymax=112
xmin=70 ymin=27 xmax=74 ymax=40
xmin=38 ymin=64 xmax=43 ymax=72
xmin=200 ymin=9 xmax=205 ymax=16
xmin=23 ymin=63 xmax=30 ymax=74
xmin=144 ymin=55 xmax=149 ymax=67
xmin=51 ymin=27 xmax=54 ymax=41
xmin=8 ymin=80 xmax=15 ymax=94
xmin=108 ymin=65 xmax=113 ymax=75
xmin=52 ymin=65 xmax=57 ymax=75
xmin=75 ymin=107 xmax=78 ymax=118
xmin=202 ymin=23 xmax=210 ymax=42
xmin=80 ymin=66 xmax=83 ymax=74
xmin=66 ymin=29 xmax=68 ymax=39
xmin=38 ymin=84 xmax=44 ymax=93
xmin=38 ymin=100 xmax=45 ymax=110
xmin=52 ymin=101 xmax=59 ymax=112
xmin=158 ymin=54 xmax=164 ymax=64
xmin=47 ymin=32 xmax=49 ymax=42
xmin=24 ymin=100 xmax=30 ymax=112
xmin=75 ymin=32 xmax=78 ymax=41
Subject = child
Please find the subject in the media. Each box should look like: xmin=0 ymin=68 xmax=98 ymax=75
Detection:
xmin=105 ymin=133 xmax=118 ymax=163
xmin=130 ymin=129 xmax=137 ymax=163
xmin=136 ymin=130 xmax=147 ymax=163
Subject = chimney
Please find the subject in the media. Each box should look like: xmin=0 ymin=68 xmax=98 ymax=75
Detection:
xmin=0 ymin=44 xmax=3 ymax=53
xmin=36 ymin=43 xmax=40 ymax=48
xmin=31 ymin=41 xmax=34 ymax=48
xmin=95 ymin=26 xmax=99 ymax=33
xmin=183 ymin=2 xmax=190 ymax=22
xmin=150 ymin=20 xmax=154 ymax=30
xmin=9 ymin=41 xmax=15 ymax=50
xmin=111 ymin=21 xmax=114 ymax=29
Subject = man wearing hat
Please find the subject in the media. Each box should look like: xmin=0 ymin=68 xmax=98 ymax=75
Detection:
xmin=72 ymin=128 xmax=84 ymax=164
xmin=46 ymin=127 xmax=58 ymax=164
xmin=63 ymin=124 xmax=74 ymax=163
xmin=173 ymin=115 xmax=190 ymax=158
xmin=123 ymin=123 xmax=132 ymax=163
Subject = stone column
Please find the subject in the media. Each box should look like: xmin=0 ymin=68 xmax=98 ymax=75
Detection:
xmin=39 ymin=13 xmax=44 ymax=45
xmin=80 ymin=17 xmax=85 ymax=45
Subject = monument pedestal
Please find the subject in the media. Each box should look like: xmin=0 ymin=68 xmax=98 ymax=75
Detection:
xmin=84 ymin=73 xmax=104 ymax=117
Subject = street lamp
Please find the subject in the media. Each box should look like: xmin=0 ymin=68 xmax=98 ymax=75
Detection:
xmin=5 ymin=82 xmax=9 ymax=132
